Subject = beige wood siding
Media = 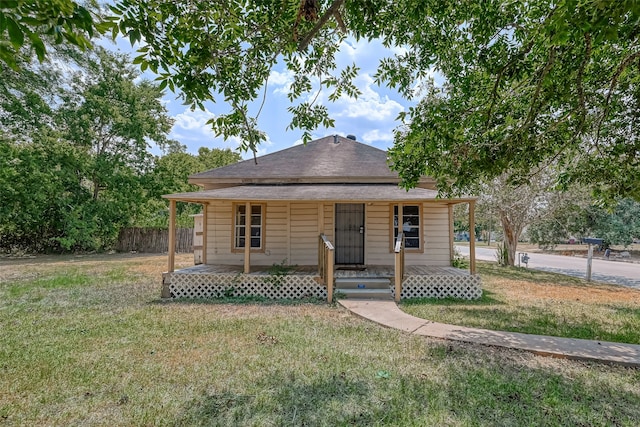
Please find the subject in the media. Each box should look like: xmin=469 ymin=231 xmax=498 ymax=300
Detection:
xmin=193 ymin=213 xmax=203 ymax=264
xmin=206 ymin=200 xmax=233 ymax=264
xmin=204 ymin=200 xmax=452 ymax=267
xmin=323 ymin=203 xmax=334 ymax=241
xmin=365 ymin=203 xmax=391 ymax=265
xmin=206 ymin=201 xmax=289 ymax=266
xmin=412 ymin=203 xmax=451 ymax=266
xmin=206 ymin=201 xmax=319 ymax=266
xmin=289 ymin=202 xmax=319 ymax=265
xmin=264 ymin=203 xmax=289 ymax=262
xmin=366 ymin=202 xmax=451 ymax=267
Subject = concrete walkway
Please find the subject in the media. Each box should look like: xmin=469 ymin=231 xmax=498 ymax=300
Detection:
xmin=338 ymin=299 xmax=640 ymax=367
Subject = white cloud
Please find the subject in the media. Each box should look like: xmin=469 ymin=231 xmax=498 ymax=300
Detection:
xmin=362 ymin=129 xmax=394 ymax=144
xmin=171 ymin=108 xmax=216 ymax=138
xmin=334 ymin=74 xmax=404 ymax=121
xmin=389 ymin=45 xmax=409 ymax=56
xmin=169 ymin=108 xmax=239 ymax=154
xmin=269 ymin=69 xmax=294 ymax=86
xmin=268 ymin=69 xmax=295 ymax=96
xmin=338 ymin=38 xmax=382 ymax=73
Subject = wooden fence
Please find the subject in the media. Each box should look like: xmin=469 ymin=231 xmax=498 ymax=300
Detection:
xmin=116 ymin=227 xmax=193 ymax=253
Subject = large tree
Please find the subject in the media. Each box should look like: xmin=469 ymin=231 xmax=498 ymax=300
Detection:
xmin=386 ymin=1 xmax=640 ymax=201
xmin=59 ymin=48 xmax=175 ymax=201
xmin=0 ymin=47 xmax=175 ymax=252
xmin=108 ymin=0 xmax=640 ymax=199
xmin=478 ymin=174 xmax=561 ymax=266
xmin=139 ymin=147 xmax=242 ymax=227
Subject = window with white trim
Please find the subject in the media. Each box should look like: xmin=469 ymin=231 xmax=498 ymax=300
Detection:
xmin=393 ymin=205 xmax=421 ymax=250
xmin=234 ymin=204 xmax=263 ymax=249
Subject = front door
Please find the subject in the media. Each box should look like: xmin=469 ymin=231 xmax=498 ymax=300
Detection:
xmin=335 ymin=203 xmax=365 ymax=264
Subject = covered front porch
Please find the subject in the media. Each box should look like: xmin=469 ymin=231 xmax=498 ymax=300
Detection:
xmin=161 ymin=186 xmax=482 ymax=302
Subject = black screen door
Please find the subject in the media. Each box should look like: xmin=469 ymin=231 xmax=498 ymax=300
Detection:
xmin=335 ymin=203 xmax=364 ymax=264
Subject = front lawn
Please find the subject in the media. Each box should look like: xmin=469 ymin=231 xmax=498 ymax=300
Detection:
xmin=1 ymin=254 xmax=639 ymax=425
xmin=402 ymin=262 xmax=640 ymax=344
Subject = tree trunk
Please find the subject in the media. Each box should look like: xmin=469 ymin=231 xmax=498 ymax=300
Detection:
xmin=500 ymin=212 xmax=520 ymax=266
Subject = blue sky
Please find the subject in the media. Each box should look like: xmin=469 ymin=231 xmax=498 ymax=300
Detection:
xmin=104 ymin=36 xmax=419 ymax=159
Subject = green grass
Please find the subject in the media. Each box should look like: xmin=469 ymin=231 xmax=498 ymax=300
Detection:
xmin=1 ymin=255 xmax=640 ymax=425
xmin=402 ymin=262 xmax=640 ymax=344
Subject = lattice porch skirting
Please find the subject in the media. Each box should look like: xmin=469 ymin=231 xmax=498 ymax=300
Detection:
xmin=165 ymin=271 xmax=481 ymax=300
xmin=395 ymin=274 xmax=482 ymax=300
xmin=166 ymin=272 xmax=327 ymax=299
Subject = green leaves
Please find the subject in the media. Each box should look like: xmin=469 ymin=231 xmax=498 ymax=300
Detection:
xmin=107 ymin=0 xmax=355 ymax=152
xmin=1 ymin=47 xmax=176 ymax=252
xmin=6 ymin=16 xmax=23 ymax=49
xmin=383 ymin=0 xmax=640 ymax=201
xmin=96 ymin=0 xmax=640 ymax=201
xmin=0 ymin=0 xmax=100 ymax=68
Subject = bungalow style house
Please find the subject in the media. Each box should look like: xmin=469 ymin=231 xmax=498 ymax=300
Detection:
xmin=162 ymin=135 xmax=480 ymax=301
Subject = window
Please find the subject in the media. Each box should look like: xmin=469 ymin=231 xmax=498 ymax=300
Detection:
xmin=234 ymin=204 xmax=263 ymax=250
xmin=392 ymin=205 xmax=421 ymax=250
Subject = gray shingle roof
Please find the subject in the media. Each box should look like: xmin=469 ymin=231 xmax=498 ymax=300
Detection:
xmin=189 ymin=135 xmax=401 ymax=184
xmin=163 ymin=184 xmax=473 ymax=204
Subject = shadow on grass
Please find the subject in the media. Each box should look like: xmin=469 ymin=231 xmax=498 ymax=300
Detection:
xmin=176 ymin=372 xmax=374 ymax=426
xmin=174 ymin=344 xmax=640 ymax=426
xmin=441 ymin=352 xmax=640 ymax=426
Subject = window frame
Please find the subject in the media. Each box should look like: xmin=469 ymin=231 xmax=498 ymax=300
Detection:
xmin=231 ymin=203 xmax=266 ymax=253
xmin=390 ymin=204 xmax=423 ymax=253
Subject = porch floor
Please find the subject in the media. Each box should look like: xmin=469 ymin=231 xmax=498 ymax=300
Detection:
xmin=171 ymin=264 xmax=471 ymax=278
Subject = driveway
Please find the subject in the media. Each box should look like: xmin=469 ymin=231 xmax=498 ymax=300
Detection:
xmin=456 ymin=245 xmax=640 ymax=289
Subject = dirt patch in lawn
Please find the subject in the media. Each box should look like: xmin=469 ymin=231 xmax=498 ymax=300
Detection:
xmin=490 ymin=276 xmax=640 ymax=305
xmin=0 ymin=252 xmax=193 ymax=282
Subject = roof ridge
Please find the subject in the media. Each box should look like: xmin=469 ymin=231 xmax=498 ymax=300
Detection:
xmin=189 ymin=135 xmax=392 ymax=181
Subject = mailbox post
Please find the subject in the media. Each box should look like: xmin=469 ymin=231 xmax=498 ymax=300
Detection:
xmin=583 ymin=237 xmax=603 ymax=282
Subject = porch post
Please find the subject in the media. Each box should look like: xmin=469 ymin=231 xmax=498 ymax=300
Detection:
xmin=202 ymin=203 xmax=208 ymax=265
xmin=397 ymin=202 xmax=403 ymax=236
xmin=395 ymin=202 xmax=403 ymax=302
xmin=448 ymin=204 xmax=454 ymax=262
xmin=168 ymin=199 xmax=176 ymax=273
xmin=469 ymin=200 xmax=476 ymax=275
xmin=244 ymin=201 xmax=251 ymax=274
xmin=327 ymin=251 xmax=334 ymax=303
xmin=394 ymin=251 xmax=402 ymax=302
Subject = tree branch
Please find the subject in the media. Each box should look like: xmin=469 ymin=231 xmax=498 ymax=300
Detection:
xmin=522 ymin=46 xmax=556 ymax=132
xmin=485 ymin=41 xmax=534 ymax=126
xmin=485 ymin=7 xmax=559 ymax=127
xmin=576 ymin=32 xmax=591 ymax=126
xmin=595 ymin=49 xmax=640 ymax=145
xmin=298 ymin=0 xmax=345 ymax=52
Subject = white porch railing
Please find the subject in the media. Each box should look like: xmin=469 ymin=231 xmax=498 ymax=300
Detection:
xmin=318 ymin=234 xmax=335 ymax=302
xmin=394 ymin=233 xmax=405 ymax=302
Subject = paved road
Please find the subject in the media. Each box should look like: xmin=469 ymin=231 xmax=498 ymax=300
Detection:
xmin=456 ymin=245 xmax=640 ymax=289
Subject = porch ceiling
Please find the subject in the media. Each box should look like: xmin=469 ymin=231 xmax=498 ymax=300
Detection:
xmin=163 ymin=184 xmax=475 ymax=204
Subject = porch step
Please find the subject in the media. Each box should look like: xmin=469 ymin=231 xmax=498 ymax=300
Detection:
xmin=334 ymin=277 xmax=391 ymax=290
xmin=335 ymin=277 xmax=393 ymax=300
xmin=335 ymin=288 xmax=393 ymax=300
